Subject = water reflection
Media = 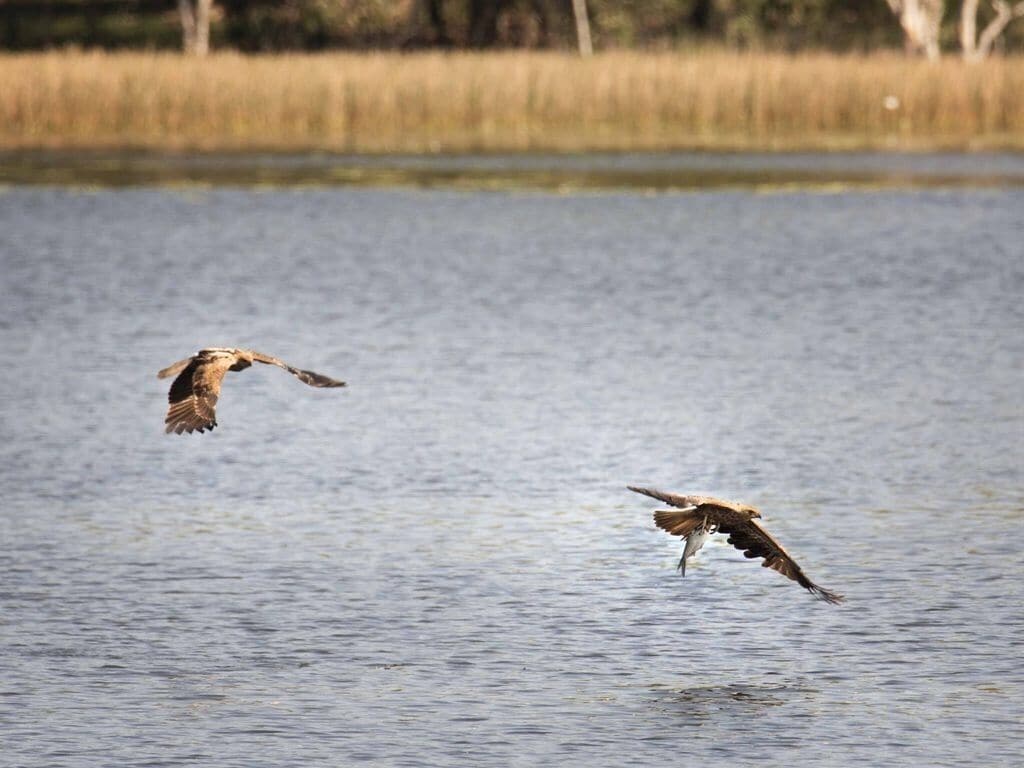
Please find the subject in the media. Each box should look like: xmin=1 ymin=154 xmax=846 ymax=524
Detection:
xmin=3 ymin=150 xmax=1024 ymax=190
xmin=647 ymin=681 xmax=793 ymax=724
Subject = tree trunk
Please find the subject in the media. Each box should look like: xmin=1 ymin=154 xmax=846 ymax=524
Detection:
xmin=195 ymin=0 xmax=211 ymax=56
xmin=961 ymin=0 xmax=979 ymax=57
xmin=885 ymin=0 xmax=944 ymax=59
xmin=571 ymin=0 xmax=593 ymax=56
xmin=963 ymin=0 xmax=1024 ymax=60
xmin=179 ymin=0 xmax=211 ymax=55
xmin=178 ymin=0 xmax=196 ymax=54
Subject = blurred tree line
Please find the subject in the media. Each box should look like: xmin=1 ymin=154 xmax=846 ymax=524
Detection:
xmin=2 ymin=0 xmax=1022 ymax=54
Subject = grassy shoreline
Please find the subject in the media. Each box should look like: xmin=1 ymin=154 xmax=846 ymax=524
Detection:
xmin=2 ymin=50 xmax=1023 ymax=153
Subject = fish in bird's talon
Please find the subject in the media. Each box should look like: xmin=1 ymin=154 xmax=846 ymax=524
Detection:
xmin=677 ymin=517 xmax=711 ymax=576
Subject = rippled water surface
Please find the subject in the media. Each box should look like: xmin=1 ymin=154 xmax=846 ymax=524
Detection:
xmin=1 ymin=180 xmax=1022 ymax=766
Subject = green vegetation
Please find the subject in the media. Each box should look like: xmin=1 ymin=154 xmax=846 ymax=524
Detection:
xmin=2 ymin=50 xmax=1023 ymax=153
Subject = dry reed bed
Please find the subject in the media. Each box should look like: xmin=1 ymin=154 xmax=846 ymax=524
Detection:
xmin=2 ymin=50 xmax=1023 ymax=151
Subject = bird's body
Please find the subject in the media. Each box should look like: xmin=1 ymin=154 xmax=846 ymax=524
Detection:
xmin=629 ymin=486 xmax=843 ymax=604
xmin=158 ymin=347 xmax=345 ymax=434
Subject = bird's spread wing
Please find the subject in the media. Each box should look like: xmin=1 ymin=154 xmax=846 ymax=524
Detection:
xmin=628 ymin=486 xmax=741 ymax=513
xmin=714 ymin=516 xmax=844 ymax=604
xmin=248 ymin=351 xmax=346 ymax=388
xmin=629 ymin=486 xmax=711 ymax=509
xmin=163 ymin=356 xmax=232 ymax=434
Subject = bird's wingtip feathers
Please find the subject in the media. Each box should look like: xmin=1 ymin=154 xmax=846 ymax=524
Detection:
xmin=810 ymin=585 xmax=845 ymax=604
xmin=294 ymin=369 xmax=347 ymax=388
xmin=627 ymin=485 xmax=657 ymax=499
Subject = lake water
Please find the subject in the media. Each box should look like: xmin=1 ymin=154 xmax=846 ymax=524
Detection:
xmin=1 ymin=165 xmax=1022 ymax=766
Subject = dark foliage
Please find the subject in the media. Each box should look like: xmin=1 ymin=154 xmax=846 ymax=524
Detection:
xmin=0 ymin=0 xmax=1021 ymax=52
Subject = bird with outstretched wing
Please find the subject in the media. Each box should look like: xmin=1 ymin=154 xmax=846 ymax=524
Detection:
xmin=629 ymin=486 xmax=843 ymax=604
xmin=158 ymin=347 xmax=345 ymax=434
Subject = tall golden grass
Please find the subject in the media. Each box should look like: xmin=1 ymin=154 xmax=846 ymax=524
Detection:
xmin=2 ymin=50 xmax=1023 ymax=152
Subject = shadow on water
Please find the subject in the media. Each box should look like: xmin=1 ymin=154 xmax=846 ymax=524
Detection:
xmin=3 ymin=150 xmax=1024 ymax=190
xmin=644 ymin=681 xmax=802 ymax=726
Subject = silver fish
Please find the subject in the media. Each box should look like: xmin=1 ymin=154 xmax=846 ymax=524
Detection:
xmin=678 ymin=516 xmax=713 ymax=576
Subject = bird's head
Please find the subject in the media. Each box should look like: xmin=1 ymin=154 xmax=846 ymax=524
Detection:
xmin=228 ymin=349 xmax=254 ymax=371
xmin=742 ymin=505 xmax=762 ymax=520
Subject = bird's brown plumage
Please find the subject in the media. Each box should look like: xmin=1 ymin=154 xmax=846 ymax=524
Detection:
xmin=157 ymin=347 xmax=345 ymax=434
xmin=628 ymin=485 xmax=844 ymax=604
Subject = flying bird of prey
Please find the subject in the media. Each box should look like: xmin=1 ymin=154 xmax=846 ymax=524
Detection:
xmin=628 ymin=486 xmax=843 ymax=604
xmin=158 ymin=347 xmax=345 ymax=434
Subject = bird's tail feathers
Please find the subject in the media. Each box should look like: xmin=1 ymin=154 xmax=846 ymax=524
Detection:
xmin=653 ymin=508 xmax=702 ymax=538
